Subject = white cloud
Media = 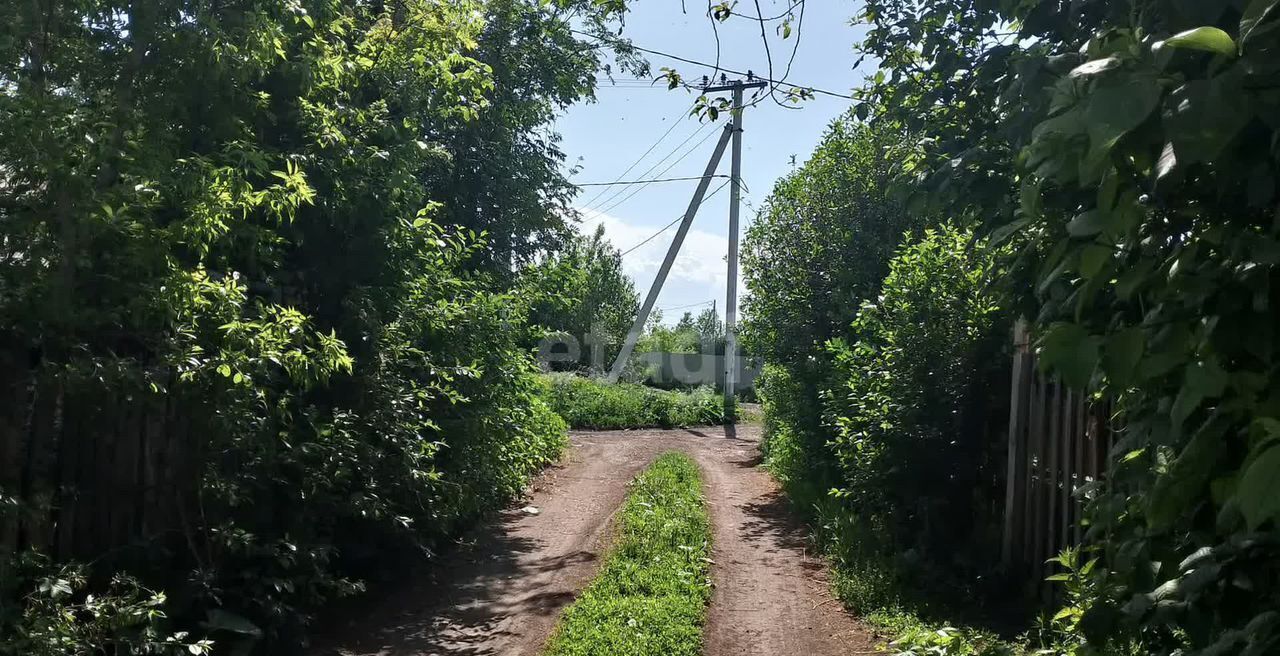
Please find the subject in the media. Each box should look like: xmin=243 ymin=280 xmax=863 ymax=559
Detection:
xmin=578 ymin=208 xmax=746 ymax=321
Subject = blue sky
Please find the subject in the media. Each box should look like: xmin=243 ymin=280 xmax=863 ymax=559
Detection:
xmin=555 ymin=0 xmax=873 ymax=324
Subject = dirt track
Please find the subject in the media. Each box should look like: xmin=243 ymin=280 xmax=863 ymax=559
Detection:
xmin=311 ymin=425 xmax=877 ymax=656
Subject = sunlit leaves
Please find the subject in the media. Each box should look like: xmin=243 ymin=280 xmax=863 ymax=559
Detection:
xmin=0 ymin=0 xmax=609 ymax=650
xmin=710 ymin=1 xmax=733 ymax=22
xmin=855 ymin=0 xmax=1280 ymax=650
xmin=1159 ymin=27 xmax=1237 ymax=56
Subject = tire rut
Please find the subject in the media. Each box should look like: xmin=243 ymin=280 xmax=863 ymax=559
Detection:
xmin=311 ymin=425 xmax=876 ymax=656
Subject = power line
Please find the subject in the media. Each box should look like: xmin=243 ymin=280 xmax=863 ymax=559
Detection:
xmin=731 ymin=0 xmax=803 ymax=22
xmin=593 ymin=123 xmax=727 ymax=215
xmin=578 ymin=100 xmax=704 ymax=212
xmin=594 ymin=124 xmax=725 ymax=216
xmin=659 ymin=299 xmax=715 ymax=311
xmin=615 ymin=178 xmax=733 ymax=257
xmin=575 ymin=174 xmax=729 ymax=187
xmin=571 ymin=28 xmax=854 ymax=100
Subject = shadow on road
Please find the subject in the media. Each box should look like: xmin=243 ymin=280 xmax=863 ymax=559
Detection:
xmin=738 ymin=490 xmax=815 ymax=559
xmin=310 ymin=508 xmax=590 ymax=656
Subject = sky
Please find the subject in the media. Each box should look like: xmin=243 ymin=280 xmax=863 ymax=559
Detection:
xmin=555 ymin=0 xmax=873 ymax=325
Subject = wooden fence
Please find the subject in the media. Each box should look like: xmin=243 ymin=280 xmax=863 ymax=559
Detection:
xmin=1001 ymin=322 xmax=1113 ymax=588
xmin=0 ymin=348 xmax=204 ymax=563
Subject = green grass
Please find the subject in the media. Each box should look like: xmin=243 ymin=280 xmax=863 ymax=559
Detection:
xmin=545 ymin=453 xmax=712 ymax=656
xmin=541 ymin=374 xmax=734 ymax=429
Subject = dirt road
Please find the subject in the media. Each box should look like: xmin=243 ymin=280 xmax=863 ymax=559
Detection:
xmin=312 ymin=425 xmax=877 ymax=656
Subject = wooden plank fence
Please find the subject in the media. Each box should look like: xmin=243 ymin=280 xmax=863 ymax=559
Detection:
xmin=1002 ymin=322 xmax=1112 ymax=589
xmin=0 ymin=347 xmax=205 ymax=564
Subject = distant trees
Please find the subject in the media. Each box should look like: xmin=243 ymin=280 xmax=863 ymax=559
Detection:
xmin=523 ymin=224 xmax=639 ymax=370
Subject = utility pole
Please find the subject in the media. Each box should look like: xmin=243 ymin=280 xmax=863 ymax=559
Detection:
xmin=607 ymin=124 xmax=733 ymax=383
xmin=703 ymin=77 xmax=765 ymax=419
xmin=606 ymin=76 xmax=766 ymax=413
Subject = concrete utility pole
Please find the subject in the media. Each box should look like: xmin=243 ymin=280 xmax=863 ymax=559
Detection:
xmin=703 ymin=78 xmax=764 ymax=418
xmin=606 ymin=77 xmax=766 ymax=415
xmin=607 ymin=125 xmax=733 ymax=383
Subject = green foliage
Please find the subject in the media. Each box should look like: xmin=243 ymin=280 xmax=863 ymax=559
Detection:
xmin=751 ymin=223 xmax=1016 ymax=654
xmin=744 ymin=128 xmax=1018 ymax=652
xmin=854 ymin=0 xmax=1280 ymax=652
xmin=744 ymin=113 xmax=927 ymax=509
xmin=523 ymin=224 xmax=639 ymax=370
xmin=0 ymin=0 xmax=621 ymax=651
xmin=542 ymin=374 xmax=731 ymax=429
xmin=743 ymin=114 xmax=924 ymax=372
xmin=813 ymin=502 xmax=1018 ymax=656
xmin=545 ymin=452 xmax=711 ymax=656
xmin=0 ymin=554 xmax=212 ymax=656
xmin=888 ymin=624 xmax=1013 ymax=656
xmin=631 ymin=307 xmax=725 ymax=357
xmin=824 ymin=226 xmax=1011 ymax=563
xmin=755 ymin=364 xmax=836 ymax=510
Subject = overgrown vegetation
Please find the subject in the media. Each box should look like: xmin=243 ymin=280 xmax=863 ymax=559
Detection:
xmin=0 ymin=0 xmax=632 ymax=652
xmin=545 ymin=452 xmax=711 ymax=656
xmin=542 ymin=374 xmax=732 ymax=430
xmin=825 ymin=226 xmax=1012 ymax=575
xmin=748 ymin=1 xmax=1280 ymax=654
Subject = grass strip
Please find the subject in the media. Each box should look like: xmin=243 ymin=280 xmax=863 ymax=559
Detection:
xmin=544 ymin=452 xmax=712 ymax=656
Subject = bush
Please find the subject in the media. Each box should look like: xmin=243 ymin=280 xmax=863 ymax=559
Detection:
xmin=754 ymin=226 xmax=1018 ymax=652
xmin=854 ymin=2 xmax=1280 ymax=653
xmin=824 ymin=225 xmax=1011 ymax=565
xmin=545 ymin=452 xmax=711 ymax=656
xmin=541 ymin=375 xmax=732 ymax=429
xmin=0 ymin=554 xmax=212 ymax=656
xmin=743 ymin=115 xmax=926 ymax=518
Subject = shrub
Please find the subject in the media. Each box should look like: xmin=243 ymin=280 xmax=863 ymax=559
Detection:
xmin=824 ymin=225 xmax=1012 ymax=565
xmin=541 ymin=375 xmax=731 ymax=429
xmin=0 ymin=554 xmax=212 ymax=656
xmin=743 ymin=115 xmax=926 ymax=515
xmin=756 ymin=226 xmax=1017 ymax=652
xmin=0 ymin=0 xmax=615 ymax=652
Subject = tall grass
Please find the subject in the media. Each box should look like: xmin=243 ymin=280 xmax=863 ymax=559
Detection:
xmin=545 ymin=453 xmax=711 ymax=656
xmin=542 ymin=374 xmax=732 ymax=429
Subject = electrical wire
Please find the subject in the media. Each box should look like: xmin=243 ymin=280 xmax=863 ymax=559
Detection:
xmin=732 ymin=0 xmax=802 ymax=22
xmin=575 ymin=174 xmax=729 ymax=187
xmin=584 ymin=119 xmax=722 ymax=216
xmin=593 ymin=123 xmax=726 ymax=216
xmin=571 ymin=28 xmax=854 ymax=100
xmin=659 ymin=299 xmax=715 ymax=311
xmin=616 ymin=178 xmax=733 ymax=257
xmin=577 ymin=99 xmax=702 ymax=211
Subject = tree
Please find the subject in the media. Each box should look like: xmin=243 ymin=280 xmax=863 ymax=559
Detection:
xmin=694 ymin=307 xmax=723 ymax=346
xmin=674 ymin=311 xmax=697 ymax=333
xmin=741 ymin=114 xmax=925 ymax=499
xmin=523 ymin=223 xmax=639 ymax=370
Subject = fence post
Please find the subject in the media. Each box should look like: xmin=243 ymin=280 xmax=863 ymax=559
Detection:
xmin=1002 ymin=319 xmax=1032 ymax=567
